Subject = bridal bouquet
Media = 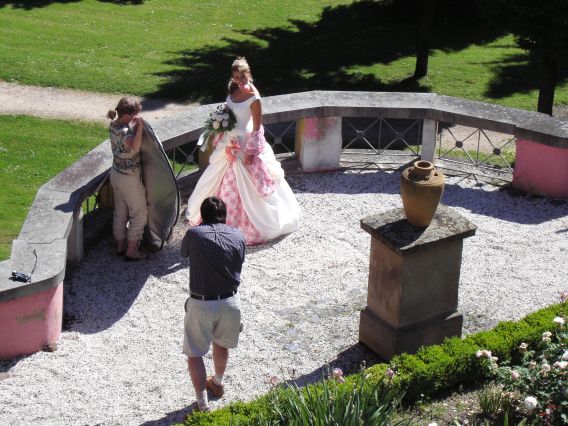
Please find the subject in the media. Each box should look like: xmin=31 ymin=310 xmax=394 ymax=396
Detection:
xmin=198 ymin=103 xmax=237 ymax=151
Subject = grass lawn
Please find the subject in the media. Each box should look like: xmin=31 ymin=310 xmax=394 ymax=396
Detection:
xmin=0 ymin=116 xmax=106 ymax=260
xmin=0 ymin=0 xmax=353 ymax=100
xmin=0 ymin=0 xmax=566 ymax=110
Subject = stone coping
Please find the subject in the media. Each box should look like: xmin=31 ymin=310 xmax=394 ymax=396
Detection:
xmin=155 ymin=91 xmax=568 ymax=150
xmin=1 ymin=90 xmax=566 ymax=302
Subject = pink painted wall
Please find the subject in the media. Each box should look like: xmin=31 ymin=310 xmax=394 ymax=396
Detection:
xmin=303 ymin=116 xmax=340 ymax=141
xmin=513 ymin=139 xmax=568 ymax=199
xmin=0 ymin=283 xmax=63 ymax=360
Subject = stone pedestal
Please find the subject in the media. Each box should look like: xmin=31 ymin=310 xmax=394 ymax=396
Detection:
xmin=295 ymin=116 xmax=342 ymax=171
xmin=359 ymin=205 xmax=476 ymax=360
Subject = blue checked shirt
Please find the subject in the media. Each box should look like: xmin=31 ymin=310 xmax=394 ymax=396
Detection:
xmin=180 ymin=223 xmax=246 ymax=296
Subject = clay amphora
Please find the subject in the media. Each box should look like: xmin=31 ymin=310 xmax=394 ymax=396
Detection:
xmin=400 ymin=160 xmax=445 ymax=227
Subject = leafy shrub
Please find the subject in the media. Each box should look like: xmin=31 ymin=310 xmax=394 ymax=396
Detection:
xmin=245 ymin=370 xmax=409 ymax=426
xmin=477 ymin=382 xmax=516 ymax=418
xmin=476 ymin=315 xmax=568 ymax=424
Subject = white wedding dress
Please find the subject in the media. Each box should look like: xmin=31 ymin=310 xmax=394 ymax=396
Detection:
xmin=186 ymin=94 xmax=300 ymax=244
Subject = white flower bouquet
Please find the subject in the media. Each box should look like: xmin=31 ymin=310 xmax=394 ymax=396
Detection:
xmin=197 ymin=103 xmax=237 ymax=151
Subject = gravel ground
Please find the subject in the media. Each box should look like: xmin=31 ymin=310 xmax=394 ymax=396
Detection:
xmin=1 ymin=169 xmax=567 ymax=425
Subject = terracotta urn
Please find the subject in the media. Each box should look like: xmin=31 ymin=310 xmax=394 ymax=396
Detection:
xmin=400 ymin=160 xmax=445 ymax=227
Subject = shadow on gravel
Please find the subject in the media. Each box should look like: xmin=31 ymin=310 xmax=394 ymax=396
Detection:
xmin=63 ymin=237 xmax=185 ymax=334
xmin=139 ymin=405 xmax=196 ymax=426
xmin=284 ymin=343 xmax=384 ymax=390
xmin=287 ymin=170 xmax=568 ymax=225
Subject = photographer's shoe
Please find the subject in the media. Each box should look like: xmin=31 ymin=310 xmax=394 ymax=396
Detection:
xmin=124 ymin=250 xmax=148 ymax=261
xmin=206 ymin=377 xmax=225 ymax=398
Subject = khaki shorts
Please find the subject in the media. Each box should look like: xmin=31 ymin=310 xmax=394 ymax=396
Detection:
xmin=183 ymin=294 xmax=241 ymax=357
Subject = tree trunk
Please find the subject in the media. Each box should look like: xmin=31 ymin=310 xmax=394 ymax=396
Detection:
xmin=414 ymin=0 xmax=438 ymax=79
xmin=537 ymin=52 xmax=558 ymax=115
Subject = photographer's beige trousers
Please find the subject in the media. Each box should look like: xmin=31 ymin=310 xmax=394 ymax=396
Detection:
xmin=110 ymin=168 xmax=148 ymax=241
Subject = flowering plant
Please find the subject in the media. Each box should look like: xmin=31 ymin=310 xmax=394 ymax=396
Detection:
xmin=476 ymin=311 xmax=568 ymax=424
xmin=197 ymin=103 xmax=236 ymax=151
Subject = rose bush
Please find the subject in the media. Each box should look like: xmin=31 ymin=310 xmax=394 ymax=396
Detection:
xmin=477 ymin=315 xmax=568 ymax=424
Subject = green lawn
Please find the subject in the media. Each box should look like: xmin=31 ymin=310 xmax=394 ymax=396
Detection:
xmin=0 ymin=116 xmax=106 ymax=260
xmin=1 ymin=0 xmax=566 ymax=109
xmin=0 ymin=0 xmax=353 ymax=100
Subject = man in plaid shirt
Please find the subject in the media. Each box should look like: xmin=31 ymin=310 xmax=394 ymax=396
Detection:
xmin=180 ymin=196 xmax=246 ymax=412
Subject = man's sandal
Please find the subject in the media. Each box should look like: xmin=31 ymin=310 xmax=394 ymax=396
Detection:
xmin=193 ymin=404 xmax=212 ymax=413
xmin=206 ymin=377 xmax=225 ymax=398
xmin=124 ymin=251 xmax=148 ymax=261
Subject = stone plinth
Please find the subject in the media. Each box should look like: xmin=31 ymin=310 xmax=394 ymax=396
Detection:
xmin=359 ymin=205 xmax=476 ymax=360
xmin=295 ymin=116 xmax=342 ymax=171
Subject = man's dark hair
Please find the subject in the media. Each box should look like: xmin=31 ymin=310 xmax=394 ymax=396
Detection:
xmin=200 ymin=196 xmax=227 ymax=224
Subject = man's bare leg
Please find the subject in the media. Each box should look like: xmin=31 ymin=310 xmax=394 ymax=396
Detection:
xmin=212 ymin=343 xmax=229 ymax=381
xmin=188 ymin=356 xmax=209 ymax=410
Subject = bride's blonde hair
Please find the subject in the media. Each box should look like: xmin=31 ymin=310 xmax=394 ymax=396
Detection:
xmin=228 ymin=56 xmax=253 ymax=94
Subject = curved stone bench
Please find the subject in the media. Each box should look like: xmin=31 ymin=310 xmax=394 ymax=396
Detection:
xmin=2 ymin=91 xmax=567 ymax=360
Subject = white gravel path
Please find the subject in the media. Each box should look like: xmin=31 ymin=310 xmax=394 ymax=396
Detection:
xmin=1 ymin=170 xmax=568 ymax=426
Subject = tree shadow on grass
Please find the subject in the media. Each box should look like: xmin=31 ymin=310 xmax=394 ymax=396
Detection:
xmin=0 ymin=0 xmax=80 ymax=8
xmin=485 ymin=52 xmax=568 ymax=100
xmin=149 ymin=0 xmax=504 ymax=103
xmin=0 ymin=0 xmax=143 ymax=8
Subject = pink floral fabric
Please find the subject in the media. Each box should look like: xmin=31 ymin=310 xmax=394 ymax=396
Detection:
xmin=216 ymin=163 xmax=264 ymax=245
xmin=245 ymin=127 xmax=265 ymax=156
xmin=244 ymin=157 xmax=276 ymax=198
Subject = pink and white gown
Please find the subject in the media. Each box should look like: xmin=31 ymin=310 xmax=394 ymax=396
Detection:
xmin=186 ymin=94 xmax=300 ymax=244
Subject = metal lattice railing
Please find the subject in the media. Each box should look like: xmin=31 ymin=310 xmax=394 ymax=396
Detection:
xmin=264 ymin=121 xmax=296 ymax=154
xmin=82 ymin=117 xmax=519 ymax=217
xmin=435 ymin=124 xmax=516 ymax=181
xmin=342 ymin=117 xmax=422 ymax=157
xmin=168 ymin=141 xmax=200 ymax=179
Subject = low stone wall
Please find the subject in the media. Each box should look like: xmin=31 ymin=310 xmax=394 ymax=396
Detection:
xmin=1 ymin=91 xmax=567 ymax=359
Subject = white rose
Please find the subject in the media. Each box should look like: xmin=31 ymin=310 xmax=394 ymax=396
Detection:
xmin=553 ymin=316 xmax=565 ymax=325
xmin=222 ymin=113 xmax=229 ymax=120
xmin=524 ymin=396 xmax=538 ymax=411
xmin=222 ymin=120 xmax=229 ymax=128
xmin=562 ymin=350 xmax=568 ymax=361
xmin=212 ymin=121 xmax=220 ymax=129
xmin=542 ymin=331 xmax=553 ymax=341
xmin=554 ymin=361 xmax=568 ymax=370
xmin=541 ymin=363 xmax=551 ymax=372
xmin=511 ymin=370 xmax=520 ymax=380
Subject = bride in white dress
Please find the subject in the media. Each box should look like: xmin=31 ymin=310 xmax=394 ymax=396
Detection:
xmin=186 ymin=57 xmax=300 ymax=244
